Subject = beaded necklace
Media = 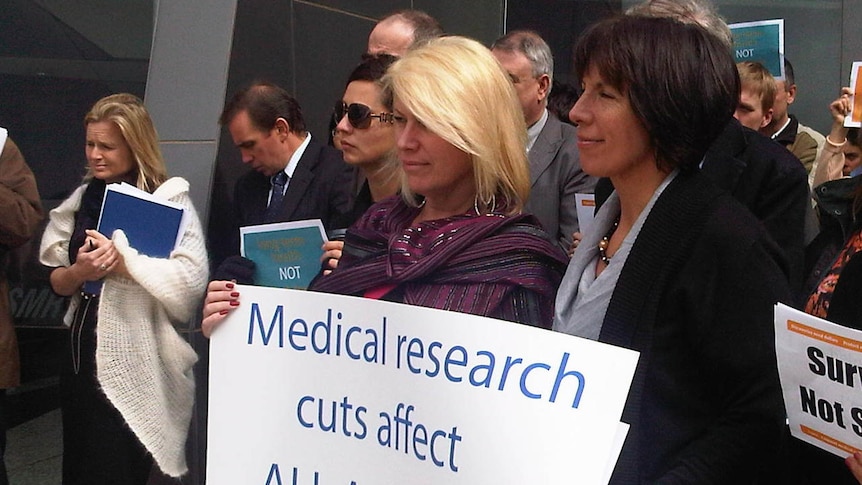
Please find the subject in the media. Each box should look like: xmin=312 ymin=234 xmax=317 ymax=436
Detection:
xmin=597 ymin=217 xmax=620 ymax=265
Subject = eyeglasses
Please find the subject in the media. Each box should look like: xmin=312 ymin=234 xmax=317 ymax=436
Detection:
xmin=334 ymin=102 xmax=399 ymax=129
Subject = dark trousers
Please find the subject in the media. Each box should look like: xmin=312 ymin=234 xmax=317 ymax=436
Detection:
xmin=0 ymin=389 xmax=7 ymax=485
xmin=61 ymin=296 xmax=152 ymax=485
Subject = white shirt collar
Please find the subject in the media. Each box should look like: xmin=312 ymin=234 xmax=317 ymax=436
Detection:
xmin=281 ymin=132 xmax=312 ymax=179
xmin=526 ymin=109 xmax=549 ymax=153
xmin=770 ymin=117 xmax=792 ymax=140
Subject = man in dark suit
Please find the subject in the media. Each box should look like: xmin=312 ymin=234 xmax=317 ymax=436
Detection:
xmin=215 ymin=82 xmax=352 ymax=281
xmin=702 ymin=118 xmax=809 ymax=293
xmin=366 ymin=9 xmax=442 ymax=57
xmin=491 ymin=30 xmax=595 ymax=253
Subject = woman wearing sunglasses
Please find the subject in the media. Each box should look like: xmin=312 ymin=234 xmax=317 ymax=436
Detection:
xmin=308 ymin=36 xmax=567 ymax=327
xmin=201 ymin=56 xmax=401 ymax=336
xmin=201 ymin=36 xmax=566 ymax=336
xmin=320 ymin=54 xmax=401 ymax=274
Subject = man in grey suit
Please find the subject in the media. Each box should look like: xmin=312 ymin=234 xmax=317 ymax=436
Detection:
xmin=492 ymin=30 xmax=595 ymax=253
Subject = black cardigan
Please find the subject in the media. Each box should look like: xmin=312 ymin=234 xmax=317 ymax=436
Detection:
xmin=600 ymin=171 xmax=791 ymax=484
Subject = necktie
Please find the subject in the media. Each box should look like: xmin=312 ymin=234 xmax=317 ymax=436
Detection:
xmin=264 ymin=171 xmax=288 ymax=222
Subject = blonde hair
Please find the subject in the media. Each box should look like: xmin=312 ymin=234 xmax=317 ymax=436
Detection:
xmin=736 ymin=61 xmax=776 ymax=113
xmin=84 ymin=93 xmax=167 ymax=193
xmin=381 ymin=36 xmax=530 ymax=215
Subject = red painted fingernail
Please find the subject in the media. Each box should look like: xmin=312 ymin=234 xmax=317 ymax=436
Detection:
xmin=229 ymin=300 xmax=240 ymax=306
xmin=225 ymin=282 xmax=234 ymax=289
xmin=230 ymin=292 xmax=239 ymax=297
xmin=219 ymin=309 xmax=229 ymax=315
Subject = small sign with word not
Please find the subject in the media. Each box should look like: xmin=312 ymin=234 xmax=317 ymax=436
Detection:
xmin=775 ymin=303 xmax=862 ymax=458
xmin=240 ymin=219 xmax=327 ymax=289
xmin=730 ymin=19 xmax=785 ymax=80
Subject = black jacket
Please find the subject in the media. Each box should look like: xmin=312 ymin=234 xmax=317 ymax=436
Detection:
xmin=595 ymin=119 xmax=809 ymax=293
xmin=702 ymin=119 xmax=809 ymax=292
xmin=803 ymin=175 xmax=862 ymax=328
xmin=600 ymin=171 xmax=790 ymax=483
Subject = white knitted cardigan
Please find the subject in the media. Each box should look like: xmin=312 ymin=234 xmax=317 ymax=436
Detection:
xmin=39 ymin=177 xmax=208 ymax=477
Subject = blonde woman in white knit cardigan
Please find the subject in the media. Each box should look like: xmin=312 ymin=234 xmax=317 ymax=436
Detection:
xmin=39 ymin=94 xmax=208 ymax=485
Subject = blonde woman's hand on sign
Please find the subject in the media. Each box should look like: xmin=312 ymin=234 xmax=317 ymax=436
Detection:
xmin=202 ymin=280 xmax=241 ymax=338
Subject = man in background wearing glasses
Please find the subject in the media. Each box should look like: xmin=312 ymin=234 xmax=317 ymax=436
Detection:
xmin=491 ymin=31 xmax=595 ymax=254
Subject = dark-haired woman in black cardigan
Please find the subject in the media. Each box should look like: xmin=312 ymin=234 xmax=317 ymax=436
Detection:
xmin=553 ymin=15 xmax=791 ymax=484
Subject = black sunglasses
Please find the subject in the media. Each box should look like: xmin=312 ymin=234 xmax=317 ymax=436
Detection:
xmin=334 ymin=102 xmax=399 ymax=129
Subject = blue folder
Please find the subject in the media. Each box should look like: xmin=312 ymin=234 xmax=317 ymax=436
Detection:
xmin=83 ymin=184 xmax=184 ymax=295
xmin=97 ymin=186 xmax=184 ymax=258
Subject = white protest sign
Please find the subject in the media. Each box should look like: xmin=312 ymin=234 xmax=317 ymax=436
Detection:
xmin=845 ymin=61 xmax=862 ymax=128
xmin=207 ymin=286 xmax=639 ymax=484
xmin=576 ymin=193 xmax=597 ymax=236
xmin=600 ymin=423 xmax=630 ymax=484
xmin=775 ymin=303 xmax=862 ymax=458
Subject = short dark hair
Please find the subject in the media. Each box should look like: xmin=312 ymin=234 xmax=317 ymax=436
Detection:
xmin=574 ymin=15 xmax=739 ymax=172
xmin=349 ymin=54 xmax=398 ymax=85
xmin=381 ymin=9 xmax=443 ymax=46
xmin=783 ymin=57 xmax=795 ymax=88
xmin=219 ymin=81 xmax=306 ymax=134
xmin=547 ymin=80 xmax=579 ymax=126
